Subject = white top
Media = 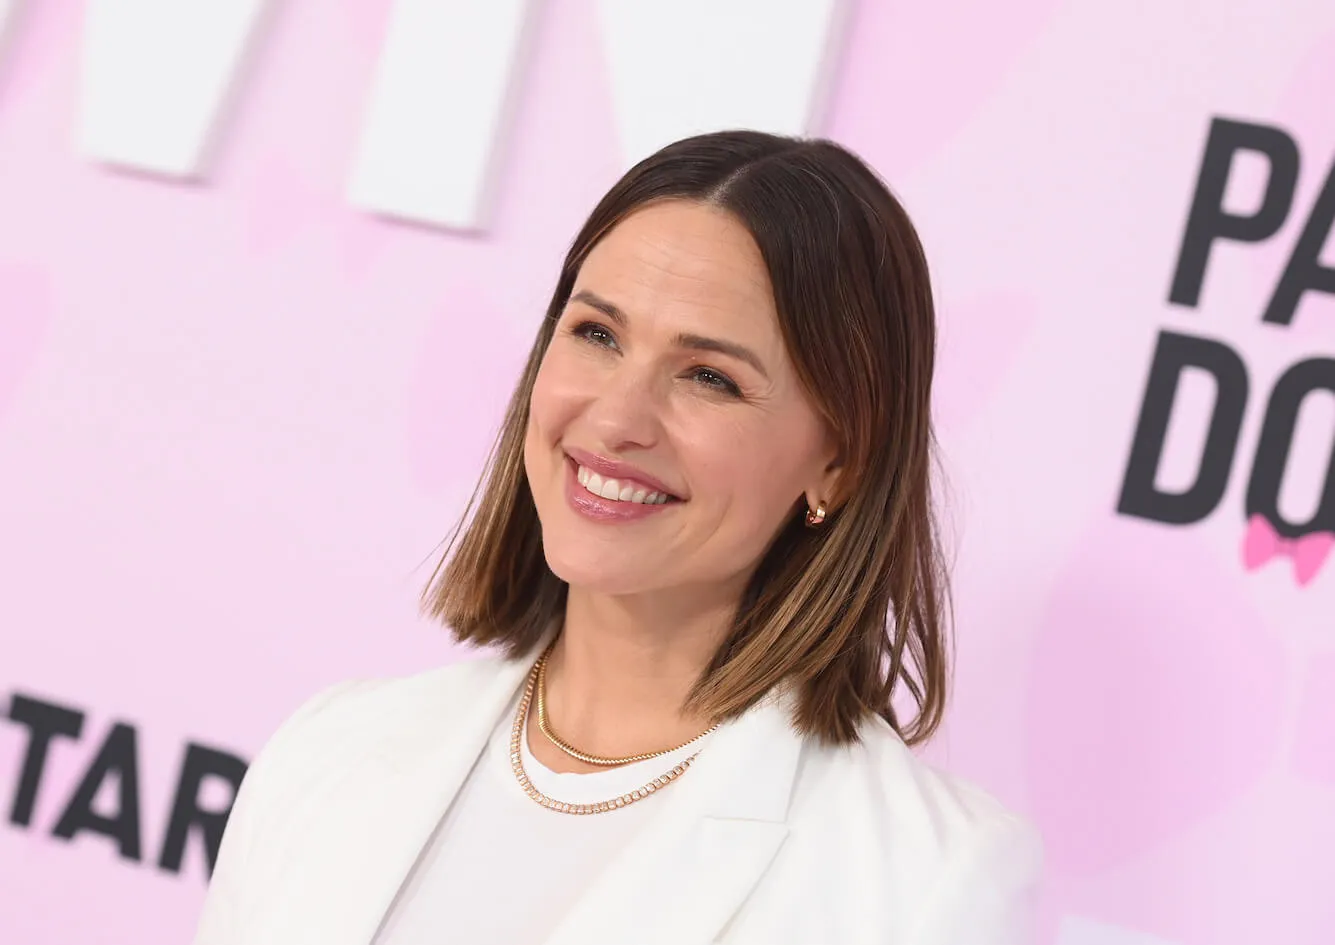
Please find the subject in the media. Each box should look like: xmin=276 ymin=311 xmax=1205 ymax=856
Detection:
xmin=373 ymin=690 xmax=713 ymax=945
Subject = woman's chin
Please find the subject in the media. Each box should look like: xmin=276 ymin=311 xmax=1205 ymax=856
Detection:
xmin=544 ymin=552 xmax=662 ymax=597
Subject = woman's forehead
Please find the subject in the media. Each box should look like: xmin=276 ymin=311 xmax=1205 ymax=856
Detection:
xmin=575 ymin=203 xmax=777 ymax=329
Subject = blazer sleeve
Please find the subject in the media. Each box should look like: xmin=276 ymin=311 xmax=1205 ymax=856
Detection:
xmin=909 ymin=815 xmax=1044 ymax=945
xmin=191 ymin=679 xmax=366 ymax=945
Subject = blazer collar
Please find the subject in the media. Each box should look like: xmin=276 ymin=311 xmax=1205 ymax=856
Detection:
xmin=317 ymin=629 xmax=807 ymax=945
xmin=304 ymin=639 xmax=544 ymax=945
xmin=544 ymin=682 xmax=805 ymax=945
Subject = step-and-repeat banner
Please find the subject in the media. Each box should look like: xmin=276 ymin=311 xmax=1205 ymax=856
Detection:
xmin=1 ymin=2 xmax=1332 ymax=942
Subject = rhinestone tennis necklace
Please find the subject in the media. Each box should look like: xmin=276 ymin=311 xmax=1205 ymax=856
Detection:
xmin=508 ymin=648 xmax=713 ymax=815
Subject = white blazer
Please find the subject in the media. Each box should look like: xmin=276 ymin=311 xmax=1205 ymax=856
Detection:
xmin=192 ymin=639 xmax=1043 ymax=945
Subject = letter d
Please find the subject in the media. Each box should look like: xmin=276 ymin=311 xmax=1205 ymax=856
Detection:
xmin=1117 ymin=331 xmax=1249 ymax=525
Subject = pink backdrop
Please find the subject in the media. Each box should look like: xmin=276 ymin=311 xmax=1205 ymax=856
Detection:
xmin=2 ymin=2 xmax=1333 ymax=943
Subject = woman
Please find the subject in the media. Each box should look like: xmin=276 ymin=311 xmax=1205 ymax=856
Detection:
xmin=193 ymin=130 xmax=1042 ymax=945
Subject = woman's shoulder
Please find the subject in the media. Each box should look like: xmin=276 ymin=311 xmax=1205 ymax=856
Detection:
xmin=287 ymin=651 xmax=509 ymax=723
xmin=798 ymin=714 xmax=1043 ymax=875
xmin=722 ymin=713 xmax=1043 ymax=941
xmin=192 ymin=652 xmax=522 ymax=942
xmin=246 ymin=650 xmax=513 ymax=781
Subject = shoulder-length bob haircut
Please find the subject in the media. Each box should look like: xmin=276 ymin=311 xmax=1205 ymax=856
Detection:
xmin=422 ymin=130 xmax=950 ymax=747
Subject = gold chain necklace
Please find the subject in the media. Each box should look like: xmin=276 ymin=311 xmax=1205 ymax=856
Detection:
xmin=535 ymin=647 xmax=719 ymax=766
xmin=509 ymin=650 xmax=714 ymax=815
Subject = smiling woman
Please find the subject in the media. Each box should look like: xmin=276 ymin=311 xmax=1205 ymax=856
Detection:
xmin=192 ymin=131 xmax=1042 ymax=945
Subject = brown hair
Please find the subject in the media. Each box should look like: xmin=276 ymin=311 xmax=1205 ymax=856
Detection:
xmin=421 ymin=130 xmax=950 ymax=747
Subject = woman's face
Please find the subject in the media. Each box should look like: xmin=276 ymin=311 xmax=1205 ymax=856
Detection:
xmin=524 ymin=200 xmax=839 ymax=599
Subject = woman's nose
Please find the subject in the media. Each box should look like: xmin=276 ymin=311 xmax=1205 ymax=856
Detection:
xmin=583 ymin=364 xmax=665 ymax=449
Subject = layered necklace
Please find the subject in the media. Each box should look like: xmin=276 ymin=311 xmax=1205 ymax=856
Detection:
xmin=509 ymin=641 xmax=720 ymax=815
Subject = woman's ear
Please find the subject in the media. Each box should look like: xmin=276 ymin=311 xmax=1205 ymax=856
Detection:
xmin=805 ymin=447 xmax=846 ymax=517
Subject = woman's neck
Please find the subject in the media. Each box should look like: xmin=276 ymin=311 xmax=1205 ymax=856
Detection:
xmin=526 ymin=587 xmax=733 ymax=774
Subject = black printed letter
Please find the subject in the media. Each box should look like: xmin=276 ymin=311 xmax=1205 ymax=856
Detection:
xmin=1118 ymin=331 xmax=1249 ymax=524
xmin=1262 ymin=159 xmax=1335 ymax=326
xmin=1247 ymin=358 xmax=1335 ymax=534
xmin=51 ymin=722 xmax=143 ymax=862
xmin=158 ymin=743 xmax=248 ymax=877
xmin=6 ymin=694 xmax=85 ymax=827
xmin=1169 ymin=118 xmax=1299 ymax=309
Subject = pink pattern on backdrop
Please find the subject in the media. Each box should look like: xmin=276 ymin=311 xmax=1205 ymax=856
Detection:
xmin=825 ymin=0 xmax=1063 ymax=177
xmin=242 ymin=159 xmax=390 ymax=277
xmin=0 ymin=0 xmax=62 ymax=108
xmin=0 ymin=265 xmax=52 ymax=420
xmin=340 ymin=0 xmax=396 ymax=56
xmin=1292 ymin=653 xmax=1335 ymax=786
xmin=405 ymin=290 xmax=533 ymax=492
xmin=1026 ymin=517 xmax=1288 ymax=877
xmin=933 ymin=291 xmax=1039 ymax=434
xmin=243 ymin=158 xmax=328 ymax=255
xmin=1241 ymin=514 xmax=1334 ymax=587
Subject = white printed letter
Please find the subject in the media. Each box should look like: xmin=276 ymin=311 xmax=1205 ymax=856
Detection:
xmin=347 ymin=0 xmax=535 ymax=231
xmin=77 ymin=0 xmax=273 ymax=178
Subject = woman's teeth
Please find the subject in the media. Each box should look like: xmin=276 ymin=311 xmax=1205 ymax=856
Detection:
xmin=576 ymin=465 xmax=671 ymax=505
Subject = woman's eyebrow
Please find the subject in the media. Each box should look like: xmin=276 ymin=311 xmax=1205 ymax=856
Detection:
xmin=568 ymin=289 xmax=769 ymax=379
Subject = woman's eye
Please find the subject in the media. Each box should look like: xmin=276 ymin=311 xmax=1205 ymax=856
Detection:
xmin=690 ymin=368 xmax=742 ymax=397
xmin=569 ymin=320 xmax=740 ymax=397
xmin=571 ymin=321 xmax=617 ymax=348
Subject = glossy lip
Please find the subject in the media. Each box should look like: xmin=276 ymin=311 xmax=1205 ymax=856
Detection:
xmin=562 ymin=446 xmax=683 ymax=499
xmin=563 ymin=455 xmax=678 ymax=523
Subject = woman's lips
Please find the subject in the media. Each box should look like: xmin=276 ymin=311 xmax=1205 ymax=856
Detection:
xmin=562 ymin=445 xmax=681 ymax=499
xmin=563 ymin=455 xmax=679 ymax=522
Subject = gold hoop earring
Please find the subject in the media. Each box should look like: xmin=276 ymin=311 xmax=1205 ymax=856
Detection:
xmin=805 ymin=501 xmax=827 ymax=527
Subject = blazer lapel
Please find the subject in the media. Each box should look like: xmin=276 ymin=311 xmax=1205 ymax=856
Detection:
xmin=278 ymin=642 xmax=543 ymax=945
xmin=543 ymin=687 xmax=806 ymax=945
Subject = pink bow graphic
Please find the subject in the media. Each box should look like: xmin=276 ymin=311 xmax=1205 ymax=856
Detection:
xmin=1242 ymin=515 xmax=1334 ymax=587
